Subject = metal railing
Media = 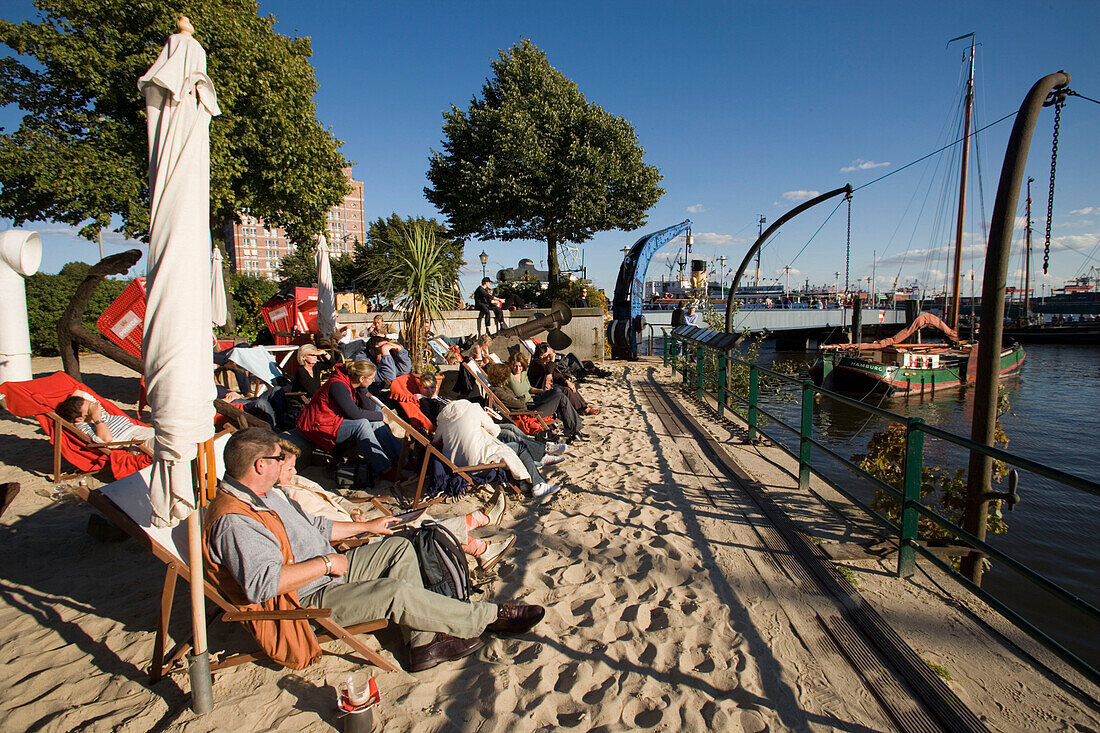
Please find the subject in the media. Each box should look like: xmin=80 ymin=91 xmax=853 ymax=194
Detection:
xmin=667 ymin=331 xmax=1100 ymax=687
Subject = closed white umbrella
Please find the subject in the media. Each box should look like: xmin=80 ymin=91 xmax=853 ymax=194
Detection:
xmin=138 ymin=15 xmax=220 ymax=714
xmin=315 ymin=233 xmax=337 ymax=338
xmin=211 ymin=246 xmax=227 ymax=327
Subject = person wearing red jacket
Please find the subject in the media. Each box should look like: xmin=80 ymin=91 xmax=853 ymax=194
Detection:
xmin=296 ymin=360 xmax=401 ymax=475
xmin=389 ymin=370 xmax=444 ymax=436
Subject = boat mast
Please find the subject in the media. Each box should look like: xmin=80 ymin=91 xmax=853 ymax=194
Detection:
xmin=948 ymin=33 xmax=976 ymax=332
xmin=1024 ymin=176 xmax=1033 ymax=323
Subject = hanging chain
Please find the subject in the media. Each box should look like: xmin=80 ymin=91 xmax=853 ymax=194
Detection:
xmin=844 ymin=193 xmax=852 ymax=293
xmin=1043 ymin=95 xmax=1064 ymax=274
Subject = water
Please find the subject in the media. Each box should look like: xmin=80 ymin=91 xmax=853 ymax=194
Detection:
xmin=749 ymin=342 xmax=1100 ymax=671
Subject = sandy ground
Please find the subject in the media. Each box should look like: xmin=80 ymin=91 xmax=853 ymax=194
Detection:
xmin=0 ymin=354 xmax=1096 ymax=732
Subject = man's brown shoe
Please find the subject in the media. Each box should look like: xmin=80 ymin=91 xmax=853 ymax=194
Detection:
xmin=485 ymin=603 xmax=545 ymax=634
xmin=409 ymin=633 xmax=484 ymax=672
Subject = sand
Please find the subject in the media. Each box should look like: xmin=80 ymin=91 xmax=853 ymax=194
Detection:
xmin=0 ymin=354 xmax=1096 ymax=732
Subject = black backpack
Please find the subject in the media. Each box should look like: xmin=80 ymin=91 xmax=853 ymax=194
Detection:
xmin=405 ymin=521 xmax=471 ymax=601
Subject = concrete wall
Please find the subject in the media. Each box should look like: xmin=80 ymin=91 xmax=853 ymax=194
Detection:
xmin=338 ymin=308 xmax=608 ymax=361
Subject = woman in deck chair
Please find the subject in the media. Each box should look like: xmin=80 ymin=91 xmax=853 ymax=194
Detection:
xmin=502 ymin=353 xmax=587 ymax=443
xmin=296 ymin=360 xmax=403 ymax=478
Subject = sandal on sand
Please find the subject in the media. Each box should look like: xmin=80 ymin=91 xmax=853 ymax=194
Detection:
xmin=584 ymin=407 xmax=600 ymax=416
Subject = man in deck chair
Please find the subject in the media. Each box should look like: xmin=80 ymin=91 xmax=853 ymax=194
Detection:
xmin=205 ymin=427 xmax=544 ymax=672
xmin=56 ymin=391 xmax=156 ymax=449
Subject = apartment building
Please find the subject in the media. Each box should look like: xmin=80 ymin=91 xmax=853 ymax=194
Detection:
xmin=225 ymin=167 xmax=365 ymax=279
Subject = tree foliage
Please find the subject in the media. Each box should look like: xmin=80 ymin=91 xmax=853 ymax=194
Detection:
xmin=277 ymin=241 xmax=358 ymax=291
xmin=25 ymin=262 xmax=128 ymax=356
xmin=425 ymin=39 xmax=664 ymax=288
xmin=354 ymin=214 xmax=463 ymax=303
xmin=0 ymin=0 xmax=348 ymax=245
xmin=226 ymin=271 xmax=278 ymax=344
xmin=856 ymin=408 xmax=1010 ymax=549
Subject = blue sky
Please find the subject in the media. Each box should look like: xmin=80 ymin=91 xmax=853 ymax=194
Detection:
xmin=2 ymin=0 xmax=1099 ymax=300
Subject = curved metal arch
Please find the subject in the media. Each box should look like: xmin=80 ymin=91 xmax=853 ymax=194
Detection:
xmin=724 ymin=185 xmax=852 ymax=333
xmin=610 ymin=219 xmax=693 ymax=323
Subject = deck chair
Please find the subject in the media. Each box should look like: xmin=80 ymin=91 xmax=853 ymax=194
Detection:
xmin=74 ymin=439 xmax=396 ymax=680
xmin=221 ymin=346 xmax=286 ymax=396
xmin=0 ymin=371 xmax=153 ymax=483
xmin=461 ymin=360 xmax=554 ymax=433
xmin=428 ymin=336 xmax=455 ymax=366
xmin=365 ymin=393 xmax=516 ymax=510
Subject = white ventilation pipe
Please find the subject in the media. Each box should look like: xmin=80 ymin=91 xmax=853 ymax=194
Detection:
xmin=0 ymin=230 xmax=42 ymax=384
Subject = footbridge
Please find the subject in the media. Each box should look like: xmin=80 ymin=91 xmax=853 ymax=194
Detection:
xmin=643 ymin=307 xmax=909 ymax=349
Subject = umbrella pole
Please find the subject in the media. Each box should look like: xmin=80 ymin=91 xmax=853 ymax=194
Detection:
xmin=187 ymin=444 xmax=214 ymax=714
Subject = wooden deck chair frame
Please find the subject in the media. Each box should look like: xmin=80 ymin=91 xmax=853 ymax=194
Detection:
xmin=72 ymin=483 xmax=397 ymax=680
xmin=365 ymin=394 xmax=519 ymax=510
xmin=461 ymin=360 xmax=554 ymax=432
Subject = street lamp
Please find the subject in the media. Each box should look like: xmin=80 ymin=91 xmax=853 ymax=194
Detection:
xmin=718 ymin=255 xmax=727 ymax=300
xmin=479 ymin=250 xmax=488 ymax=280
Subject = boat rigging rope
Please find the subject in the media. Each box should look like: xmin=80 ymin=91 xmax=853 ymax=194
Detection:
xmin=1043 ymin=92 xmax=1065 ymax=274
xmin=786 ymin=196 xmax=847 ymax=272
xmin=1065 ymin=89 xmax=1100 ymax=105
xmin=852 ymin=110 xmax=1018 ymax=194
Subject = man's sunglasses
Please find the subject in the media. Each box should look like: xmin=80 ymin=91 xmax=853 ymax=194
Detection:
xmin=259 ymin=452 xmax=287 ymax=463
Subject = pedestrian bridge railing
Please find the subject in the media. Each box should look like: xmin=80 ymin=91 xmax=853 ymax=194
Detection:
xmin=665 ymin=325 xmax=1100 ymax=687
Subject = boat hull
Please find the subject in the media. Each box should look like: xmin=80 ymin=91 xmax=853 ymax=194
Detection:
xmin=812 ymin=344 xmax=1024 ymax=397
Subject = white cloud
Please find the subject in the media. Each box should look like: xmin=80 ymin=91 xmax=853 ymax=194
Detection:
xmin=686 ymin=204 xmax=705 ymax=214
xmin=26 ymin=223 xmax=144 ymax=248
xmin=1069 ymin=206 xmax=1098 ymax=216
xmin=781 ymin=190 xmax=820 ymax=202
xmin=773 ymin=266 xmax=802 ymax=277
xmin=840 ymin=158 xmax=890 ymax=173
xmin=693 ymin=232 xmax=746 ymax=246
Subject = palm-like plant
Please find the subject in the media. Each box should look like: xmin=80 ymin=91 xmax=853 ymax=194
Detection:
xmin=370 ymin=222 xmax=454 ymax=371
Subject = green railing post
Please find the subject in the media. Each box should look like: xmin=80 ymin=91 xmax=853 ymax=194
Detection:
xmin=695 ymin=346 xmax=704 ymax=400
xmin=748 ymin=364 xmax=759 ymax=442
xmin=662 ymin=331 xmax=669 ymax=367
xmin=717 ymin=353 xmax=727 ymax=418
xmin=799 ymin=381 xmax=814 ymax=490
xmin=898 ymin=417 xmax=925 ymax=578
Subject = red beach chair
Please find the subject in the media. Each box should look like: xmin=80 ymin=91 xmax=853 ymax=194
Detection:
xmin=0 ymin=371 xmax=152 ymax=483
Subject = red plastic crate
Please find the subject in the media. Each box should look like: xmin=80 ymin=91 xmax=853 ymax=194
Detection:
xmin=261 ymin=287 xmax=318 ymax=345
xmin=96 ymin=277 xmax=147 ymax=358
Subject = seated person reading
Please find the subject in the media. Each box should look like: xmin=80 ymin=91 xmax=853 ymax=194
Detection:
xmin=274 ymin=439 xmax=514 ymax=571
xmin=435 ymin=400 xmax=560 ymax=500
xmin=203 ymin=427 xmax=544 ymax=672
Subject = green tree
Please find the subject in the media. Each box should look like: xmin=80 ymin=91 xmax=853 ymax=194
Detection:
xmin=354 ymin=214 xmax=463 ymax=304
xmin=276 ymin=241 xmax=357 ymax=292
xmin=425 ymin=39 xmax=664 ymax=289
xmin=25 ymin=262 xmax=128 ymax=356
xmin=227 ymin=272 xmax=278 ymax=344
xmin=0 ymin=0 xmax=348 ymax=247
